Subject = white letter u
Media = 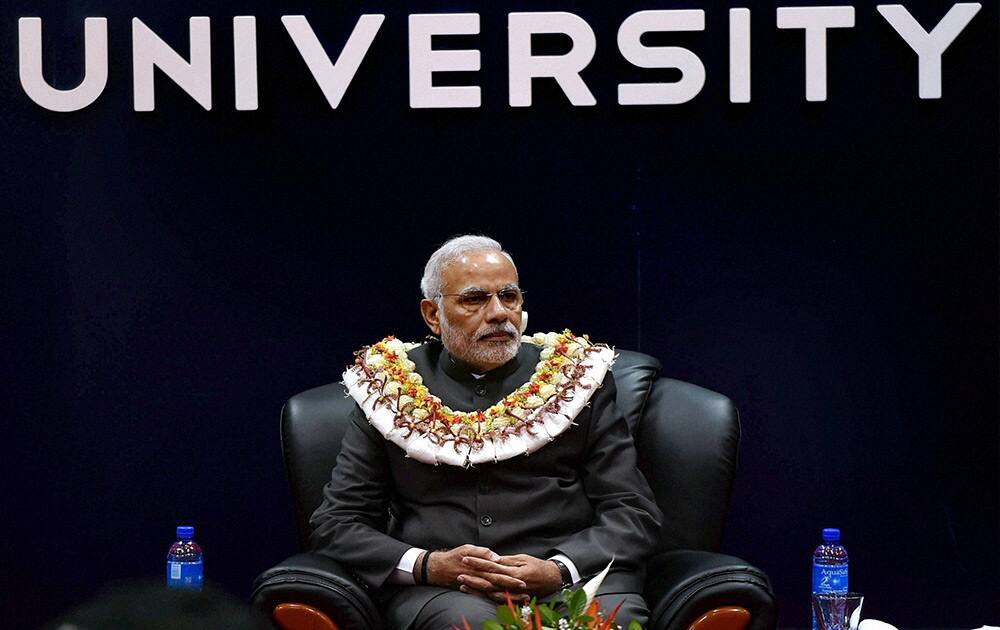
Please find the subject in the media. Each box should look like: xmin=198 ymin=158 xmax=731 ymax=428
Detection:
xmin=19 ymin=17 xmax=109 ymax=112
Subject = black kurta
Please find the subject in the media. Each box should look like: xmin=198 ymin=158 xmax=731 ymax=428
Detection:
xmin=308 ymin=340 xmax=662 ymax=621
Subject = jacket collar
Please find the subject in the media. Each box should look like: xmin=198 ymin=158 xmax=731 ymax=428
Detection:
xmin=439 ymin=343 xmax=523 ymax=383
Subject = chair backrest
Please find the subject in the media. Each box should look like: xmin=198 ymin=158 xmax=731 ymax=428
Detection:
xmin=280 ymin=349 xmax=740 ymax=554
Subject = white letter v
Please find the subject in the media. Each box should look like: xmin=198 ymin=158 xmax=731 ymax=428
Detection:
xmin=282 ymin=14 xmax=385 ymax=109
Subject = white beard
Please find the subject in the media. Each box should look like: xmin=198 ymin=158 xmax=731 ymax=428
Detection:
xmin=439 ymin=311 xmax=520 ymax=371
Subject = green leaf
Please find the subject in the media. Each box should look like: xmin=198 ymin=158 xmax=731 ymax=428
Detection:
xmin=538 ymin=605 xmax=559 ymax=625
xmin=577 ymin=615 xmax=594 ymax=623
xmin=483 ymin=621 xmax=504 ymax=630
xmin=495 ymin=605 xmax=517 ymax=626
xmin=568 ymin=589 xmax=587 ymax=618
xmin=628 ymin=620 xmax=644 ymax=630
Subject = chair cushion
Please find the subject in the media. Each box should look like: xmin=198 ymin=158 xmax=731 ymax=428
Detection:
xmin=281 ymin=384 xmax=356 ymax=550
xmin=611 ymin=349 xmax=662 ymax=435
xmin=636 ymin=379 xmax=740 ymax=552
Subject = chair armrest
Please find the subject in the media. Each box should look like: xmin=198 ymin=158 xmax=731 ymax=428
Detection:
xmin=251 ymin=552 xmax=381 ymax=630
xmin=645 ymin=550 xmax=777 ymax=630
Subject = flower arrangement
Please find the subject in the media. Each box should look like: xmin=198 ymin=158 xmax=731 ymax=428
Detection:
xmin=463 ymin=589 xmax=642 ymax=630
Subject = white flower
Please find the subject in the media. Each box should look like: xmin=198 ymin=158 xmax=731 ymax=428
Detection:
xmin=408 ymin=372 xmax=424 ymax=385
xmin=508 ymin=407 xmax=526 ymax=419
xmin=524 ymin=395 xmax=544 ymax=409
xmin=558 ymin=619 xmax=570 ymax=630
xmin=398 ymin=395 xmax=414 ymax=411
xmin=384 ymin=338 xmax=405 ymax=354
xmin=545 ymin=332 xmax=560 ymax=346
xmin=540 ymin=347 xmax=555 ymax=360
xmin=521 ymin=606 xmax=532 ymax=624
xmin=538 ymin=383 xmax=556 ymax=399
xmin=403 ymin=359 xmax=417 ymax=371
xmin=412 ymin=408 xmax=429 ymax=420
xmin=532 ymin=332 xmax=546 ymax=345
xmin=383 ymin=381 xmax=402 ymax=397
xmin=367 ymin=355 xmax=386 ymax=369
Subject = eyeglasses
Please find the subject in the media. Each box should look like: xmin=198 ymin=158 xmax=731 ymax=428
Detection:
xmin=437 ymin=287 xmax=526 ymax=313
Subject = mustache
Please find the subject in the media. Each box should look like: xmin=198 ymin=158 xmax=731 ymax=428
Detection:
xmin=476 ymin=323 xmax=519 ymax=341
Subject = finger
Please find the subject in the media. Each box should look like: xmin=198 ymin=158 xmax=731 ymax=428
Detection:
xmin=458 ymin=573 xmax=527 ymax=593
xmin=462 ymin=559 xmax=526 ymax=589
xmin=457 ymin=574 xmax=496 ymax=592
xmin=459 ymin=545 xmax=500 ymax=561
xmin=462 ymin=556 xmax=519 ymax=576
xmin=460 ymin=566 xmax=527 ymax=591
xmin=486 ymin=572 xmax=527 ymax=591
xmin=496 ymin=555 xmax=529 ymax=566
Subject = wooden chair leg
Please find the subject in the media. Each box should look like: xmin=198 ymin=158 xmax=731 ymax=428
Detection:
xmin=272 ymin=603 xmax=339 ymax=630
xmin=685 ymin=606 xmax=751 ymax=630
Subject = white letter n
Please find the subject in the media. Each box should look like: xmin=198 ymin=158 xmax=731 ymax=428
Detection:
xmin=132 ymin=17 xmax=212 ymax=111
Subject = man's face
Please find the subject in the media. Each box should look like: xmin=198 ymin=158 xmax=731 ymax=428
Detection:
xmin=420 ymin=250 xmax=523 ymax=372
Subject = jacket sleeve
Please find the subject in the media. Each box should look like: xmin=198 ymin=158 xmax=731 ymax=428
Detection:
xmin=307 ymin=404 xmax=412 ymax=588
xmin=550 ymin=372 xmax=663 ymax=577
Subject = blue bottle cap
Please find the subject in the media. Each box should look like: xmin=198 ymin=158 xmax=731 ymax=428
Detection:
xmin=176 ymin=526 xmax=195 ymax=540
xmin=822 ymin=528 xmax=840 ymax=542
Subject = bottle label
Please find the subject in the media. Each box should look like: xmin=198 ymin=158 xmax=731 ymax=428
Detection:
xmin=812 ymin=562 xmax=848 ymax=593
xmin=167 ymin=560 xmax=203 ymax=590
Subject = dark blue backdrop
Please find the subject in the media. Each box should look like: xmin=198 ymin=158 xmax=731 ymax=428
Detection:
xmin=2 ymin=1 xmax=997 ymax=628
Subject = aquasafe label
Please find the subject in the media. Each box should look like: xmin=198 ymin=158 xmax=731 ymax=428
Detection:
xmin=812 ymin=563 xmax=848 ymax=593
xmin=167 ymin=560 xmax=203 ymax=590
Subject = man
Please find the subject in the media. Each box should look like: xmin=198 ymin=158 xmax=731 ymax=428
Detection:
xmin=309 ymin=235 xmax=662 ymax=629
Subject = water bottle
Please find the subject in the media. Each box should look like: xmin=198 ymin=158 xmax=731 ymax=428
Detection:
xmin=166 ymin=525 xmax=203 ymax=591
xmin=811 ymin=528 xmax=848 ymax=630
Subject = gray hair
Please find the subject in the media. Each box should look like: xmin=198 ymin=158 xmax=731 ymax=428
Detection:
xmin=420 ymin=235 xmax=515 ymax=299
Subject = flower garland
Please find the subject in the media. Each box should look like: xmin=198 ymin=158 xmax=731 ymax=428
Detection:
xmin=342 ymin=330 xmax=615 ymax=467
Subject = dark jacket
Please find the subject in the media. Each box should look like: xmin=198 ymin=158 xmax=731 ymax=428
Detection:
xmin=308 ymin=341 xmax=662 ymax=609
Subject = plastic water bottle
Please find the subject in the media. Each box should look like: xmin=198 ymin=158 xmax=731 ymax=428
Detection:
xmin=811 ymin=528 xmax=848 ymax=630
xmin=166 ymin=525 xmax=203 ymax=591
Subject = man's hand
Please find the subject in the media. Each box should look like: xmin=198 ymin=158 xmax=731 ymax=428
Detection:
xmin=457 ymin=554 xmax=562 ymax=603
xmin=422 ymin=545 xmax=528 ymax=593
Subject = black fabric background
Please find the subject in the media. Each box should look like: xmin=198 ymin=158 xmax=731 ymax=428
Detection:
xmin=1 ymin=1 xmax=996 ymax=628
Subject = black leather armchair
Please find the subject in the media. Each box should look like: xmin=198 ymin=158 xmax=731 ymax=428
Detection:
xmin=252 ymin=350 xmax=777 ymax=630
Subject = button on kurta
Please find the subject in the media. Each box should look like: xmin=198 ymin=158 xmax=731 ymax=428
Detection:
xmin=475 ymin=384 xmax=488 ymax=396
xmin=480 ymin=515 xmax=494 ymax=527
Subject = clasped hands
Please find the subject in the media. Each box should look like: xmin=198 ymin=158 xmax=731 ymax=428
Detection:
xmin=420 ymin=545 xmax=562 ymax=603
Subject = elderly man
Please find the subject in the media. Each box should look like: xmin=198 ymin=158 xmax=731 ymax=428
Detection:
xmin=309 ymin=235 xmax=662 ymax=629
